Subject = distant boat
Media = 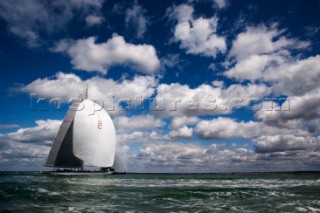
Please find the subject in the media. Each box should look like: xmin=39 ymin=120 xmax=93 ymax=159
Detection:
xmin=44 ymin=88 xmax=118 ymax=174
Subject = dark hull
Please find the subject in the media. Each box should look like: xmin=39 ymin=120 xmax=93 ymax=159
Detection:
xmin=43 ymin=171 xmax=114 ymax=175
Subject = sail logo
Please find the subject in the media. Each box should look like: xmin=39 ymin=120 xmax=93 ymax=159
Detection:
xmin=98 ymin=115 xmax=102 ymax=129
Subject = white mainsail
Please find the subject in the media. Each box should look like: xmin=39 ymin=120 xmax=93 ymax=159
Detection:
xmin=45 ymin=88 xmax=117 ymax=169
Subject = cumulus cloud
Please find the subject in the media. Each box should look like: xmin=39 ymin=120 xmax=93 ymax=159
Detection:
xmin=128 ymin=138 xmax=320 ymax=172
xmin=114 ymin=115 xmax=165 ymax=132
xmin=264 ymin=55 xmax=320 ymax=96
xmin=117 ymin=130 xmax=165 ymax=144
xmin=0 ymin=120 xmax=61 ymax=146
xmin=194 ymin=117 xmax=308 ymax=140
xmin=170 ymin=4 xmax=226 ymax=58
xmin=115 ymin=116 xmax=196 ymax=142
xmin=253 ymin=56 xmax=320 ymax=126
xmin=211 ymin=80 xmax=224 ymax=88
xmin=53 ymin=35 xmax=160 ymax=74
xmin=224 ymin=26 xmax=320 ymax=141
xmin=256 ymin=95 xmax=320 ymax=121
xmin=1 ymin=119 xmax=319 ymax=172
xmin=225 ymin=54 xmax=283 ymax=82
xmin=0 ymin=143 xmax=49 ymax=161
xmin=253 ymin=135 xmax=320 ymax=153
xmin=167 ymin=126 xmax=193 ymax=139
xmin=166 ymin=116 xmax=198 ymax=139
xmin=0 ymin=120 xmax=60 ymax=170
xmin=228 ymin=25 xmax=308 ymax=62
xmin=152 ymin=82 xmax=271 ymax=118
xmin=0 ymin=0 xmax=104 ymax=47
xmin=169 ymin=116 xmax=199 ymax=130
xmin=0 ymin=119 xmax=62 ymax=152
xmin=19 ymin=72 xmax=158 ymax=116
xmin=125 ymin=2 xmax=148 ymax=39
xmin=225 ymin=25 xmax=310 ymax=83
xmin=135 ymin=142 xmax=205 ymax=169
xmin=130 ymin=141 xmax=261 ymax=173
xmin=226 ymin=53 xmax=320 ymax=98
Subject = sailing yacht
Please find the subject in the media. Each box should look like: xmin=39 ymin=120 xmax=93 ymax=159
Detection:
xmin=44 ymin=88 xmax=117 ymax=174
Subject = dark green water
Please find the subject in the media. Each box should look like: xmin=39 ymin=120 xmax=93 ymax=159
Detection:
xmin=0 ymin=172 xmax=320 ymax=212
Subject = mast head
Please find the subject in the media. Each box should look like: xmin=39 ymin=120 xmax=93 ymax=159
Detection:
xmin=78 ymin=87 xmax=88 ymax=101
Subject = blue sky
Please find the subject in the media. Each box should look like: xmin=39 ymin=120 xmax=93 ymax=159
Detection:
xmin=0 ymin=0 xmax=320 ymax=172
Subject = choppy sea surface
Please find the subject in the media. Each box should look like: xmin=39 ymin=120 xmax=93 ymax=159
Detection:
xmin=1 ymin=172 xmax=320 ymax=212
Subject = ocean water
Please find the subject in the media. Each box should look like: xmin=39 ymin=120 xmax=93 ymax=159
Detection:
xmin=0 ymin=172 xmax=320 ymax=212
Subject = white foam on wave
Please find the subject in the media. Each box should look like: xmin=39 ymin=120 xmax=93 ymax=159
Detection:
xmin=307 ymin=206 xmax=320 ymax=213
xmin=37 ymin=188 xmax=49 ymax=193
xmin=48 ymin=191 xmax=61 ymax=196
xmin=51 ymin=175 xmax=320 ymax=191
xmin=36 ymin=188 xmax=61 ymax=196
xmin=296 ymin=207 xmax=308 ymax=212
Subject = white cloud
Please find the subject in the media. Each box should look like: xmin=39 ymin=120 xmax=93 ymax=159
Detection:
xmin=195 ymin=117 xmax=244 ymax=139
xmin=19 ymin=72 xmax=158 ymax=116
xmin=0 ymin=119 xmax=61 ymax=159
xmin=211 ymin=80 xmax=224 ymax=88
xmin=153 ymin=82 xmax=271 ymax=118
xmin=253 ymin=135 xmax=320 ymax=153
xmin=1 ymin=119 xmax=319 ymax=172
xmin=264 ymin=55 xmax=320 ymax=96
xmin=0 ymin=0 xmax=104 ymax=47
xmin=256 ymin=92 xmax=320 ymax=123
xmin=212 ymin=0 xmax=228 ymax=9
xmin=161 ymin=54 xmax=181 ymax=69
xmin=0 ymin=120 xmax=60 ymax=145
xmin=225 ymin=54 xmax=283 ymax=82
xmin=130 ymin=142 xmax=261 ymax=173
xmin=116 ymin=116 xmax=197 ymax=142
xmin=117 ymin=130 xmax=165 ymax=144
xmin=225 ymin=25 xmax=310 ymax=83
xmin=224 ymin=27 xmax=320 ymax=138
xmin=194 ymin=117 xmax=308 ymax=140
xmin=117 ymin=131 xmax=144 ymax=144
xmin=169 ymin=116 xmax=199 ymax=130
xmin=167 ymin=116 xmax=197 ymax=139
xmin=252 ymin=56 xmax=320 ymax=126
xmin=167 ymin=126 xmax=193 ymax=139
xmin=0 ymin=120 xmax=61 ymax=170
xmin=228 ymin=25 xmax=308 ymax=62
xmin=226 ymin=54 xmax=320 ymax=96
xmin=54 ymin=35 xmax=160 ymax=74
xmin=85 ymin=14 xmax=104 ymax=26
xmin=128 ymin=137 xmax=320 ymax=172
xmin=125 ymin=2 xmax=148 ymax=39
xmin=135 ymin=142 xmax=205 ymax=168
xmin=171 ymin=4 xmax=226 ymax=58
xmin=224 ymin=26 xmax=320 ymax=140
xmin=114 ymin=115 xmax=165 ymax=132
